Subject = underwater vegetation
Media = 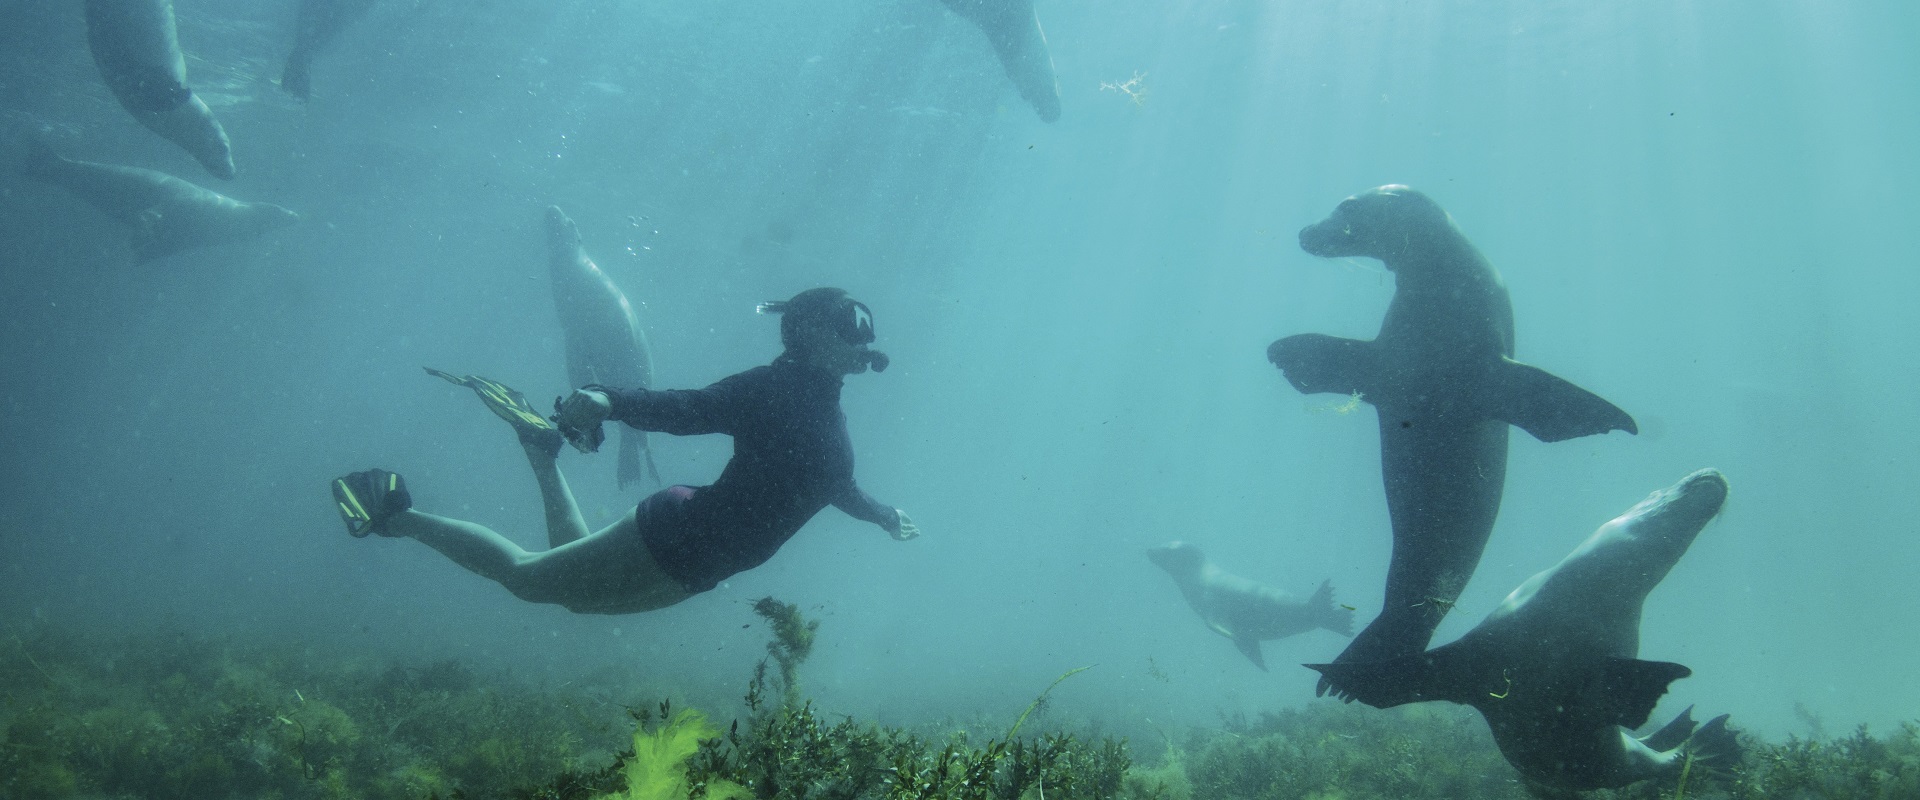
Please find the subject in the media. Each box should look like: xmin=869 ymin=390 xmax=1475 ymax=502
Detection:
xmin=0 ymin=623 xmax=630 ymax=800
xmin=6 ymin=614 xmax=1917 ymax=800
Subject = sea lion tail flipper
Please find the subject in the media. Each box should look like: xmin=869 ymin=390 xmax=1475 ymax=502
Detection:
xmin=1599 ymin=657 xmax=1693 ymax=729
xmin=1266 ymin=334 xmax=1377 ymax=397
xmin=1491 ymin=357 xmax=1639 ymax=442
xmin=643 ymin=436 xmax=662 ymax=485
xmin=615 ymin=427 xmax=645 ymax=489
xmin=1231 ymin=633 xmax=1268 ymax=671
xmin=1304 ymin=651 xmax=1448 ymax=709
xmin=1681 ymin=713 xmax=1742 ymax=774
xmin=1640 ymin=705 xmax=1698 ymax=752
xmin=1314 ymin=639 xmax=1533 ymax=710
xmin=1309 ymin=579 xmax=1355 ymax=637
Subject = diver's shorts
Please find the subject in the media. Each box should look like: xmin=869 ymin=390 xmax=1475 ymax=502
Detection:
xmin=635 ymin=485 xmax=706 ymax=592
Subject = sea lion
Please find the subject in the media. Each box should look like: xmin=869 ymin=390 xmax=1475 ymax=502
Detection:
xmin=937 ymin=0 xmax=1062 ymax=122
xmin=1307 ymin=469 xmax=1739 ymax=796
xmin=281 ymin=0 xmax=378 ymax=101
xmin=1267 ymin=185 xmax=1638 ymax=695
xmin=85 ymin=0 xmax=236 ymax=179
xmin=22 ymin=136 xmax=296 ymax=261
xmin=1148 ymin=541 xmax=1353 ymax=670
xmin=546 ymin=206 xmax=659 ymax=489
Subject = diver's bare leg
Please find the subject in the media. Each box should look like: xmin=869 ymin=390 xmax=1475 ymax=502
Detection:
xmin=385 ymin=510 xmax=533 ymax=584
xmin=385 ymin=509 xmax=687 ymax=613
xmin=524 ymin=441 xmax=591 ymax=548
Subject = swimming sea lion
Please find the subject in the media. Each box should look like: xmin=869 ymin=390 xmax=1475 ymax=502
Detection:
xmin=1307 ymin=469 xmax=1739 ymax=796
xmin=85 ymin=0 xmax=236 ymax=179
xmin=937 ymin=0 xmax=1062 ymax=122
xmin=546 ymin=206 xmax=659 ymax=489
xmin=23 ymin=137 xmax=296 ymax=261
xmin=1267 ymin=185 xmax=1638 ymax=696
xmin=281 ymin=0 xmax=378 ymax=101
xmin=1148 ymin=541 xmax=1353 ymax=670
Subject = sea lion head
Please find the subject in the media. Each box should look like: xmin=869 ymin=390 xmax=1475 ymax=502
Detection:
xmin=1146 ymin=541 xmax=1205 ymax=578
xmin=1298 ymin=185 xmax=1451 ymax=263
xmin=544 ymin=205 xmax=581 ymax=250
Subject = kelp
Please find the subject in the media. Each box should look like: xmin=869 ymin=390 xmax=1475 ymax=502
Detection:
xmin=7 ymin=615 xmax=1917 ymax=800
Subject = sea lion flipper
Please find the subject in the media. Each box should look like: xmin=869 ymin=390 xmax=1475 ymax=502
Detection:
xmin=1491 ymin=358 xmax=1639 ymax=442
xmin=1230 ymin=633 xmax=1268 ymax=671
xmin=1597 ymin=657 xmax=1691 ymax=730
xmin=1266 ymin=334 xmax=1377 ymax=397
xmin=1308 ymin=579 xmax=1355 ymax=637
xmin=1639 ymin=705 xmax=1697 ymax=752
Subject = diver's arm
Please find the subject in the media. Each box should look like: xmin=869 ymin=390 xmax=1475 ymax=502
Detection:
xmin=834 ymin=483 xmax=917 ymax=540
xmin=599 ymin=371 xmax=755 ymax=437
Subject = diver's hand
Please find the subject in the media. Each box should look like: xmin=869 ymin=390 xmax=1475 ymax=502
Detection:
xmin=887 ymin=509 xmax=920 ymax=541
xmin=557 ymin=389 xmax=612 ymax=431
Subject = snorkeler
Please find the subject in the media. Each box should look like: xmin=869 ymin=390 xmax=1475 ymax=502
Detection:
xmin=329 ymin=288 xmax=919 ymax=614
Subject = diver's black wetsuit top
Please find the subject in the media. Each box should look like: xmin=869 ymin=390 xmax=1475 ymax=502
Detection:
xmin=602 ymin=354 xmax=897 ymax=593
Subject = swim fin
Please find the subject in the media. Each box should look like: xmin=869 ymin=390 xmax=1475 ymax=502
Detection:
xmin=424 ymin=367 xmax=562 ymax=455
xmin=331 ymin=468 xmax=410 ymax=537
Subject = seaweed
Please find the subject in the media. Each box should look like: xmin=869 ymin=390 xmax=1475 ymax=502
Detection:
xmin=751 ymin=596 xmax=818 ymax=708
xmin=9 ymin=616 xmax=1918 ymax=800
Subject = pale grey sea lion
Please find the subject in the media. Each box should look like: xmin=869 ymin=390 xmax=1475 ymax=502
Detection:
xmin=281 ymin=0 xmax=378 ymax=101
xmin=1267 ymin=185 xmax=1638 ymax=696
xmin=23 ymin=137 xmax=296 ymax=261
xmin=1308 ymin=469 xmax=1739 ymax=796
xmin=85 ymin=0 xmax=236 ymax=179
xmin=546 ymin=206 xmax=658 ymax=489
xmin=1148 ymin=541 xmax=1353 ymax=670
xmin=937 ymin=0 xmax=1062 ymax=122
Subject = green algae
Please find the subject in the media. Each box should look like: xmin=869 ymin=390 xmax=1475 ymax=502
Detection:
xmin=6 ymin=616 xmax=1917 ymax=800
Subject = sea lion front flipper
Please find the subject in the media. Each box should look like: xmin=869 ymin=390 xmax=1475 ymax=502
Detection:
xmin=1231 ymin=632 xmax=1268 ymax=671
xmin=1267 ymin=334 xmax=1379 ymax=397
xmin=1490 ymin=357 xmax=1638 ymax=442
xmin=1596 ymin=657 xmax=1692 ymax=730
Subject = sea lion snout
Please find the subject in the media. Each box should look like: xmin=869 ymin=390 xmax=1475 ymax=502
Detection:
xmin=1644 ymin=468 xmax=1729 ymax=523
xmin=1146 ymin=541 xmax=1202 ymax=574
xmin=544 ymin=205 xmax=580 ymax=247
xmin=1298 ymin=185 xmax=1451 ymax=260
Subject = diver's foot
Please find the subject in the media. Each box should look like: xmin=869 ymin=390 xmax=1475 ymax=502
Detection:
xmin=424 ymin=368 xmax=563 ymax=455
xmin=331 ymin=469 xmax=412 ymax=537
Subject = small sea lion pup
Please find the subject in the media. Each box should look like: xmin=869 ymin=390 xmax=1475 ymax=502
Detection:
xmin=85 ymin=0 xmax=236 ymax=179
xmin=330 ymin=288 xmax=919 ymax=615
xmin=1148 ymin=541 xmax=1353 ymax=670
xmin=1268 ymin=185 xmax=1638 ymax=698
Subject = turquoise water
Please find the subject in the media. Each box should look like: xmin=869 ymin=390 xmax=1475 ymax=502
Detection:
xmin=1 ymin=0 xmax=1915 ymax=775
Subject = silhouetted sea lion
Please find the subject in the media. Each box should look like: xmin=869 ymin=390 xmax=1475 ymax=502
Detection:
xmin=1308 ymin=469 xmax=1739 ymax=796
xmin=23 ymin=137 xmax=296 ymax=261
xmin=1267 ymin=185 xmax=1637 ymax=696
xmin=281 ymin=0 xmax=377 ymax=101
xmin=85 ymin=0 xmax=236 ymax=179
xmin=937 ymin=0 xmax=1062 ymax=122
xmin=546 ymin=206 xmax=659 ymax=488
xmin=1148 ymin=541 xmax=1352 ymax=670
